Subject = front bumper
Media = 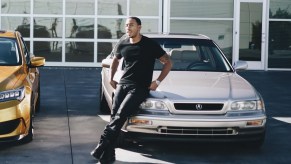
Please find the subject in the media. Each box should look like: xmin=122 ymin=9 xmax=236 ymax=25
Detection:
xmin=123 ymin=110 xmax=266 ymax=142
xmin=0 ymin=100 xmax=30 ymax=142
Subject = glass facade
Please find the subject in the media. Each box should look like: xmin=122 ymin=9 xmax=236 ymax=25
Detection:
xmin=0 ymin=0 xmax=162 ymax=66
xmin=269 ymin=0 xmax=291 ymax=68
xmin=170 ymin=0 xmax=233 ymax=18
xmin=130 ymin=0 xmax=159 ymax=16
xmin=239 ymin=2 xmax=262 ymax=62
xmin=66 ymin=0 xmax=95 ymax=15
xmin=34 ymin=0 xmax=62 ymax=15
xmin=0 ymin=0 xmax=290 ymax=69
xmin=170 ymin=20 xmax=233 ymax=61
xmin=1 ymin=0 xmax=30 ymax=14
xmin=97 ymin=0 xmax=127 ymax=15
xmin=170 ymin=0 xmax=234 ymax=62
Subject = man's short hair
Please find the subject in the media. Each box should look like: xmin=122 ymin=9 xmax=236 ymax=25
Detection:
xmin=128 ymin=17 xmax=142 ymax=25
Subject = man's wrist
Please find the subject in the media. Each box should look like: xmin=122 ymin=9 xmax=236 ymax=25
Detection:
xmin=155 ymin=80 xmax=161 ymax=85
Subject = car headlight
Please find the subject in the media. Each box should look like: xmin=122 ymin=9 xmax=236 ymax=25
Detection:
xmin=230 ymin=100 xmax=264 ymax=111
xmin=0 ymin=87 xmax=25 ymax=102
xmin=140 ymin=99 xmax=168 ymax=110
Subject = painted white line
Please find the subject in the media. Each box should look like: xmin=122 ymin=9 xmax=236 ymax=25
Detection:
xmin=116 ymin=148 xmax=175 ymax=164
xmin=273 ymin=117 xmax=291 ymax=124
xmin=98 ymin=115 xmax=110 ymax=122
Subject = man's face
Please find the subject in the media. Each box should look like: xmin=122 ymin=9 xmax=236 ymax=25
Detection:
xmin=125 ymin=18 xmax=141 ymax=38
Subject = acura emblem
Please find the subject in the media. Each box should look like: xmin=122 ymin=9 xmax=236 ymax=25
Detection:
xmin=196 ymin=104 xmax=203 ymax=110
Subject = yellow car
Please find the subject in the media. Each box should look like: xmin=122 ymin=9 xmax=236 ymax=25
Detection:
xmin=0 ymin=30 xmax=45 ymax=143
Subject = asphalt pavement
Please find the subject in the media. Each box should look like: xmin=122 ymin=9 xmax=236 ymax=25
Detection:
xmin=0 ymin=67 xmax=291 ymax=164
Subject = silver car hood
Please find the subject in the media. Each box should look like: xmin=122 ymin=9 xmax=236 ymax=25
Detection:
xmin=150 ymin=71 xmax=258 ymax=101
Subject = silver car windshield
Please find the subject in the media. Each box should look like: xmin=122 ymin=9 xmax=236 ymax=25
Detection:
xmin=153 ymin=38 xmax=233 ymax=72
xmin=0 ymin=38 xmax=21 ymax=66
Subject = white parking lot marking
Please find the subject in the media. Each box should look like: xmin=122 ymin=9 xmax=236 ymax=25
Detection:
xmin=273 ymin=117 xmax=291 ymax=124
xmin=116 ymin=148 xmax=175 ymax=164
xmin=98 ymin=115 xmax=110 ymax=122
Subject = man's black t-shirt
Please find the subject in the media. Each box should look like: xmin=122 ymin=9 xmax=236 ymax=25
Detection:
xmin=115 ymin=35 xmax=165 ymax=88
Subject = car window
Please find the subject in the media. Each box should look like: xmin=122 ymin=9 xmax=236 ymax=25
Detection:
xmin=0 ymin=38 xmax=21 ymax=66
xmin=153 ymin=38 xmax=233 ymax=72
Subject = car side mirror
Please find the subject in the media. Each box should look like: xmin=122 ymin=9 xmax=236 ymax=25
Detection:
xmin=101 ymin=58 xmax=112 ymax=68
xmin=30 ymin=56 xmax=45 ymax=67
xmin=233 ymin=60 xmax=248 ymax=71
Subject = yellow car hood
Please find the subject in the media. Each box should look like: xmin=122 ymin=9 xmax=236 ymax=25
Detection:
xmin=0 ymin=66 xmax=25 ymax=91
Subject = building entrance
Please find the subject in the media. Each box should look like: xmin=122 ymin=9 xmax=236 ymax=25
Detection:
xmin=234 ymin=0 xmax=267 ymax=70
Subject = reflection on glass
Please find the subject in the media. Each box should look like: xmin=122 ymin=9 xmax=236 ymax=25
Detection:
xmin=1 ymin=0 xmax=30 ymax=14
xmin=98 ymin=19 xmax=123 ymax=39
xmin=270 ymin=0 xmax=291 ymax=19
xmin=34 ymin=0 xmax=62 ymax=14
xmin=268 ymin=21 xmax=291 ymax=68
xmin=65 ymin=41 xmax=93 ymax=62
xmin=98 ymin=0 xmax=126 ymax=15
xmin=239 ymin=3 xmax=262 ymax=61
xmin=66 ymin=0 xmax=95 ymax=15
xmin=170 ymin=20 xmax=233 ymax=62
xmin=97 ymin=18 xmax=158 ymax=39
xmin=65 ymin=18 xmax=94 ymax=38
xmin=139 ymin=19 xmax=159 ymax=33
xmin=171 ymin=0 xmax=233 ymax=18
xmin=34 ymin=41 xmax=62 ymax=62
xmin=130 ymin=0 xmax=159 ymax=16
xmin=97 ymin=42 xmax=115 ymax=62
xmin=24 ymin=41 xmax=30 ymax=52
xmin=34 ymin=17 xmax=62 ymax=38
xmin=1 ymin=17 xmax=30 ymax=37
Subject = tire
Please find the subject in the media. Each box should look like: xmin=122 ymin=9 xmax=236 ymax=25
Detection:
xmin=99 ymin=82 xmax=110 ymax=114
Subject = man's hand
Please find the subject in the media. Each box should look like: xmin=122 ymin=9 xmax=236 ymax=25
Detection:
xmin=148 ymin=81 xmax=159 ymax=91
xmin=110 ymin=80 xmax=118 ymax=89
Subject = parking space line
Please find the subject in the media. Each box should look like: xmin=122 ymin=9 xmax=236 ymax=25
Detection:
xmin=273 ymin=117 xmax=291 ymax=124
xmin=116 ymin=148 xmax=175 ymax=164
xmin=98 ymin=115 xmax=110 ymax=122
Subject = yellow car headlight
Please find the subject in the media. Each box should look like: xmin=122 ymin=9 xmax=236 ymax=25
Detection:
xmin=0 ymin=87 xmax=25 ymax=102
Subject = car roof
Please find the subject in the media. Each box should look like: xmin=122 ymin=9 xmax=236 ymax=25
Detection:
xmin=0 ymin=30 xmax=17 ymax=38
xmin=143 ymin=33 xmax=211 ymax=40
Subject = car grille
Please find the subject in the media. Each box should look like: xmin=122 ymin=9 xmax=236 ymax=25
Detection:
xmin=0 ymin=119 xmax=20 ymax=135
xmin=174 ymin=103 xmax=224 ymax=111
xmin=159 ymin=127 xmax=237 ymax=136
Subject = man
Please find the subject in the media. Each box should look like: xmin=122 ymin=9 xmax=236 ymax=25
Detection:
xmin=91 ymin=17 xmax=172 ymax=163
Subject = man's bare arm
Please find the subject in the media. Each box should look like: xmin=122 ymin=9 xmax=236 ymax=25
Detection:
xmin=149 ymin=53 xmax=172 ymax=90
xmin=157 ymin=53 xmax=172 ymax=81
xmin=110 ymin=56 xmax=120 ymax=88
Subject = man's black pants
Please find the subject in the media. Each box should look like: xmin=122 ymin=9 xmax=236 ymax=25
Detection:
xmin=104 ymin=84 xmax=149 ymax=142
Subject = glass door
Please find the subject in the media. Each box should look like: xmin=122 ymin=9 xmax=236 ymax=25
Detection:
xmin=234 ymin=0 xmax=266 ymax=70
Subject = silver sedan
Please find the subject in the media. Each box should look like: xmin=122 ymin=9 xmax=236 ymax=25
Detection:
xmin=100 ymin=33 xmax=266 ymax=148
